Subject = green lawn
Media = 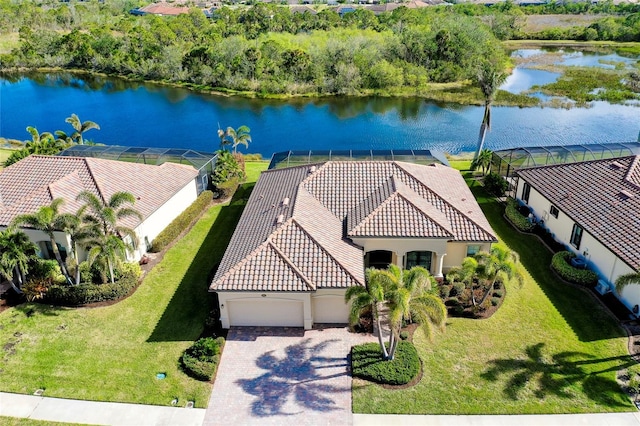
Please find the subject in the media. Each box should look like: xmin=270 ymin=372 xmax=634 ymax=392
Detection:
xmin=0 ymin=417 xmax=82 ymax=426
xmin=353 ymin=181 xmax=636 ymax=414
xmin=0 ymin=161 xmax=270 ymax=407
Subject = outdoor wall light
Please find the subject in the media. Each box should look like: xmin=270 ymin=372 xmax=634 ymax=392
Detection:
xmin=261 ymin=294 xmax=267 ymax=297
xmin=220 ymin=304 xmax=224 ymax=309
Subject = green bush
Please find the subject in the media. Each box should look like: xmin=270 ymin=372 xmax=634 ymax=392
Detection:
xmin=150 ymin=190 xmax=213 ymax=253
xmin=493 ymin=290 xmax=503 ymax=298
xmin=452 ymin=282 xmax=466 ymax=296
xmin=551 ymin=251 xmax=599 ymax=287
xmin=352 ymin=342 xmax=420 ymax=385
xmin=484 ymin=172 xmax=508 ymax=197
xmin=180 ymin=337 xmax=225 ymax=381
xmin=491 ymin=297 xmax=500 ymax=306
xmin=400 ymin=331 xmax=409 ymax=340
xmin=43 ymin=271 xmax=139 ymax=306
xmin=439 ymin=285 xmax=451 ymax=298
xmin=505 ymin=198 xmax=535 ymax=232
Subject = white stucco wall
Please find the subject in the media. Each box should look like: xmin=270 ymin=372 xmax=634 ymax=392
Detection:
xmin=311 ymin=288 xmax=350 ymax=324
xmin=443 ymin=242 xmax=493 ymax=271
xmin=516 ymin=177 xmax=640 ymax=312
xmin=0 ymin=227 xmax=71 ymax=260
xmin=218 ymin=292 xmax=313 ymax=329
xmin=132 ymin=179 xmax=198 ymax=260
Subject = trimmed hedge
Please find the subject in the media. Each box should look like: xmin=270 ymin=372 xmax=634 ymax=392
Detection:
xmin=150 ymin=190 xmax=213 ymax=253
xmin=351 ymin=341 xmax=420 ymax=385
xmin=43 ymin=272 xmax=139 ymax=306
xmin=551 ymin=251 xmax=599 ymax=287
xmin=505 ymin=198 xmax=535 ymax=232
xmin=180 ymin=337 xmax=225 ymax=381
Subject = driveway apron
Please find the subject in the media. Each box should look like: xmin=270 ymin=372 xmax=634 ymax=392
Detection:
xmin=204 ymin=326 xmax=374 ymax=426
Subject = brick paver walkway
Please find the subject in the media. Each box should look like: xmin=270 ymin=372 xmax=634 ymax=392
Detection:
xmin=204 ymin=326 xmax=375 ymax=426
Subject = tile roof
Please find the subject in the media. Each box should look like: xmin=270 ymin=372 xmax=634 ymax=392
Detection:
xmin=211 ymin=161 xmax=496 ymax=292
xmin=0 ymin=155 xmax=198 ymax=229
xmin=517 ymin=156 xmax=640 ymax=270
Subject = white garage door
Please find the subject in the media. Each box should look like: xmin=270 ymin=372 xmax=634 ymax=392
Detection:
xmin=312 ymin=296 xmax=349 ymax=324
xmin=228 ymin=299 xmax=304 ymax=327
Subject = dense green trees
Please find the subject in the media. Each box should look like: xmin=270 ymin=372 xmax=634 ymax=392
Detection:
xmin=0 ymin=1 xmax=509 ymax=96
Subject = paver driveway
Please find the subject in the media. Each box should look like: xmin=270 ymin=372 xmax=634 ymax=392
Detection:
xmin=204 ymin=326 xmax=375 ymax=426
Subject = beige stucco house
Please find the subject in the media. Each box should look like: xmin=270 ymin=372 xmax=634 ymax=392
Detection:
xmin=515 ymin=155 xmax=640 ymax=315
xmin=210 ymin=161 xmax=497 ymax=329
xmin=0 ymin=155 xmax=199 ymax=263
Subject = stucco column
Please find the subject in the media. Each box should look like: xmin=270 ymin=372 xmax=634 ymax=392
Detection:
xmin=395 ymin=251 xmax=406 ymax=268
xmin=435 ymin=252 xmax=447 ymax=278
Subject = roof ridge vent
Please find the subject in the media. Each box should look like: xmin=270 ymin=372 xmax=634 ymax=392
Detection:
xmin=276 ymin=214 xmax=284 ymax=224
xmin=309 ymin=166 xmax=317 ymax=174
xmin=610 ymin=161 xmax=624 ymax=169
xmin=282 ymin=197 xmax=290 ymax=207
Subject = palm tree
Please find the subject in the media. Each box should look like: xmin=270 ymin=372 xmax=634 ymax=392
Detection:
xmin=65 ymin=113 xmax=100 ymax=145
xmin=0 ymin=229 xmax=38 ymax=294
xmin=58 ymin=213 xmax=93 ymax=285
xmin=218 ymin=125 xmax=252 ymax=153
xmin=76 ymin=191 xmax=142 ymax=239
xmin=76 ymin=191 xmax=141 ymax=284
xmin=12 ymin=198 xmax=73 ymax=284
xmin=471 ymin=149 xmax=493 ymax=175
xmin=474 ymin=62 xmax=507 ymax=161
xmin=86 ymin=233 xmax=133 ymax=284
xmin=616 ymin=270 xmax=640 ymax=294
xmin=474 ymin=246 xmax=521 ymax=288
xmin=346 ymin=265 xmax=446 ymax=360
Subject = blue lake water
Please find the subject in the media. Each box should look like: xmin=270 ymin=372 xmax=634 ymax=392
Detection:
xmin=1 ymin=65 xmax=638 ymax=157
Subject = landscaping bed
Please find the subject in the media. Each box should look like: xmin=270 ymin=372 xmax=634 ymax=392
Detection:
xmin=352 ymin=184 xmax=636 ymax=414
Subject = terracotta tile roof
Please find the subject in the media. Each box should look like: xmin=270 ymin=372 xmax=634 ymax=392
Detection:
xmin=211 ymin=161 xmax=496 ymax=292
xmin=140 ymin=3 xmax=190 ymax=15
xmin=517 ymin=156 xmax=640 ymax=270
xmin=0 ymin=155 xmax=198 ymax=229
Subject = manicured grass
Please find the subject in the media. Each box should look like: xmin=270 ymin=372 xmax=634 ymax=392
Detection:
xmin=353 ymin=182 xmax=636 ymax=414
xmin=0 ymin=162 xmax=270 ymax=407
xmin=0 ymin=417 xmax=82 ymax=426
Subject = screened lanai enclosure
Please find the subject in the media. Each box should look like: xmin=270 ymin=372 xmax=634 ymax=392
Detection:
xmin=491 ymin=142 xmax=640 ymax=179
xmin=59 ymin=145 xmax=217 ymax=194
xmin=268 ymin=149 xmax=449 ymax=169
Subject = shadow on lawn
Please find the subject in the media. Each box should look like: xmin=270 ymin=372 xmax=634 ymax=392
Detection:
xmin=147 ymin=183 xmax=255 ymax=342
xmin=236 ymin=338 xmax=349 ymax=416
xmin=470 ymin=183 xmax=626 ymax=342
xmin=482 ymin=342 xmax=634 ymax=407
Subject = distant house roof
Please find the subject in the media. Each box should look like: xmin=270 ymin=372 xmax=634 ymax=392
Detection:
xmin=139 ymin=3 xmax=190 ymax=16
xmin=211 ymin=161 xmax=496 ymax=292
xmin=0 ymin=155 xmax=198 ymax=229
xmin=290 ymin=5 xmax=318 ymax=14
xmin=517 ymin=156 xmax=640 ymax=270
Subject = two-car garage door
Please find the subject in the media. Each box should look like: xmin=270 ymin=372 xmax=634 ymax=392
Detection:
xmin=227 ymin=299 xmax=304 ymax=327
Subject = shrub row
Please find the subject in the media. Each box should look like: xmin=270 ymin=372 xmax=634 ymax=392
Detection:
xmin=180 ymin=337 xmax=225 ymax=381
xmin=43 ymin=272 xmax=139 ymax=306
xmin=505 ymin=198 xmax=535 ymax=232
xmin=551 ymin=251 xmax=599 ymax=287
xmin=150 ymin=190 xmax=213 ymax=253
xmin=351 ymin=341 xmax=420 ymax=385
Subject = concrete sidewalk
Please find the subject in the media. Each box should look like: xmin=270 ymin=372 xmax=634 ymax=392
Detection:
xmin=0 ymin=392 xmax=205 ymax=425
xmin=354 ymin=412 xmax=640 ymax=426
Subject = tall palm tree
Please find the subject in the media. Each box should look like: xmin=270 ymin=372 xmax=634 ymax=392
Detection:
xmin=346 ymin=265 xmax=446 ymax=360
xmin=474 ymin=62 xmax=507 ymax=161
xmin=218 ymin=125 xmax=252 ymax=153
xmin=12 ymin=198 xmax=73 ymax=284
xmin=0 ymin=229 xmax=38 ymax=293
xmin=58 ymin=213 xmax=93 ymax=285
xmin=474 ymin=246 xmax=521 ymax=288
xmin=65 ymin=113 xmax=100 ymax=145
xmin=616 ymin=270 xmax=640 ymax=294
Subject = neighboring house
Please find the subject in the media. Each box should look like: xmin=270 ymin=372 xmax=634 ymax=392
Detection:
xmin=0 ymin=155 xmax=199 ymax=262
xmin=210 ymin=161 xmax=497 ymax=329
xmin=515 ymin=156 xmax=640 ymax=313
